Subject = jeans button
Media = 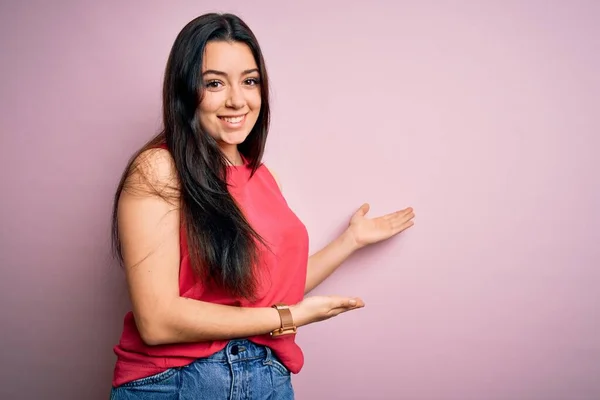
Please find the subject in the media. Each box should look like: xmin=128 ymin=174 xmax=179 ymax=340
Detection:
xmin=231 ymin=345 xmax=239 ymax=355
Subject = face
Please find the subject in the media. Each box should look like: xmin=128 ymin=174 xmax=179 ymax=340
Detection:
xmin=198 ymin=40 xmax=262 ymax=162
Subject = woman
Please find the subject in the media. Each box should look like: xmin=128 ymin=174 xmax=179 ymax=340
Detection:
xmin=109 ymin=12 xmax=415 ymax=399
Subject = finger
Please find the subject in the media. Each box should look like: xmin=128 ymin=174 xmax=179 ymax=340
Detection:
xmin=351 ymin=298 xmax=365 ymax=307
xmin=383 ymin=207 xmax=413 ymax=221
xmin=332 ymin=296 xmax=363 ymax=308
xmin=390 ymin=209 xmax=415 ymax=225
xmin=392 ymin=219 xmax=415 ymax=233
xmin=335 ymin=297 xmax=354 ymax=308
xmin=339 ymin=297 xmax=365 ymax=308
xmin=331 ymin=301 xmax=365 ymax=315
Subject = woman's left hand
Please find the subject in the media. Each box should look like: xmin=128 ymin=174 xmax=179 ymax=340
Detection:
xmin=347 ymin=203 xmax=415 ymax=250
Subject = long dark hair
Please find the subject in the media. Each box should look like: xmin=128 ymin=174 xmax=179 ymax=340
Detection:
xmin=111 ymin=13 xmax=271 ymax=300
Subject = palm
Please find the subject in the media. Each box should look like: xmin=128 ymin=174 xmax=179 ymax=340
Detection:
xmin=348 ymin=203 xmax=415 ymax=248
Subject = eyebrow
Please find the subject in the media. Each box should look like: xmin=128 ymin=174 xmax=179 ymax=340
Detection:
xmin=202 ymin=68 xmax=259 ymax=77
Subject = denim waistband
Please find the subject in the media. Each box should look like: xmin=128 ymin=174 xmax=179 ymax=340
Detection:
xmin=207 ymin=339 xmax=273 ymax=364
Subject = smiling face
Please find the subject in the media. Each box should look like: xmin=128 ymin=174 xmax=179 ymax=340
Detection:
xmin=198 ymin=40 xmax=262 ymax=164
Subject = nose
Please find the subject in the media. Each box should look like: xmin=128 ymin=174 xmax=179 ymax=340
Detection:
xmin=225 ymin=84 xmax=246 ymax=109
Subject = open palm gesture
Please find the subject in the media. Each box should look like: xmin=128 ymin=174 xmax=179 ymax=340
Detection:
xmin=347 ymin=203 xmax=415 ymax=249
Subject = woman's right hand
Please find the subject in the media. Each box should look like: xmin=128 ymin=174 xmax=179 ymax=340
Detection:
xmin=290 ymin=296 xmax=365 ymax=327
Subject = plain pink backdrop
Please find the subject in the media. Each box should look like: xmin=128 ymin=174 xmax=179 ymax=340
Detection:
xmin=1 ymin=1 xmax=599 ymax=399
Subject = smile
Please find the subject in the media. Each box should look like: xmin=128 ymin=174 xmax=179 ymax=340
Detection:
xmin=218 ymin=114 xmax=246 ymax=125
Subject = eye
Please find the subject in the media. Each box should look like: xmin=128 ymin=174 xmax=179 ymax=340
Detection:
xmin=244 ymin=77 xmax=261 ymax=86
xmin=204 ymin=80 xmax=223 ymax=89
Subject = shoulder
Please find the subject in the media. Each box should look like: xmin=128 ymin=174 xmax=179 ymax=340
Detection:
xmin=125 ymin=147 xmax=180 ymax=198
xmin=262 ymin=163 xmax=282 ymax=192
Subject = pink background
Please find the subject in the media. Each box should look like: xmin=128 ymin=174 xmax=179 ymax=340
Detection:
xmin=1 ymin=1 xmax=599 ymax=399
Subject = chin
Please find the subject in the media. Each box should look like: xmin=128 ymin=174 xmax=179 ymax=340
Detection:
xmin=220 ymin=131 xmax=252 ymax=145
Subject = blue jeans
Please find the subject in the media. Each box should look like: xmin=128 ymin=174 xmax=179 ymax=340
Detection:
xmin=110 ymin=339 xmax=294 ymax=400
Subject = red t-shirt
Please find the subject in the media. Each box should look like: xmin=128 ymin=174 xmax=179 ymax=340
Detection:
xmin=111 ymin=159 xmax=309 ymax=387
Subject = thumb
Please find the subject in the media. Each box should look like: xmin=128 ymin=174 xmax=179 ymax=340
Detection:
xmin=335 ymin=297 xmax=358 ymax=308
xmin=353 ymin=203 xmax=370 ymax=218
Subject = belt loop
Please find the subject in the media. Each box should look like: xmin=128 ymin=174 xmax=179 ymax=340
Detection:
xmin=224 ymin=341 xmax=232 ymax=364
xmin=264 ymin=345 xmax=273 ymax=362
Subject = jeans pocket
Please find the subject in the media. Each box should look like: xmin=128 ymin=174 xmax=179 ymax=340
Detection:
xmin=120 ymin=367 xmax=179 ymax=388
xmin=264 ymin=355 xmax=291 ymax=377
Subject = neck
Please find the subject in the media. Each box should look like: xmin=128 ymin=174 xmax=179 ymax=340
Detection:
xmin=220 ymin=144 xmax=244 ymax=166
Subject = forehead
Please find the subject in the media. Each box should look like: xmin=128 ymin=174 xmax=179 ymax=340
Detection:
xmin=202 ymin=41 xmax=257 ymax=72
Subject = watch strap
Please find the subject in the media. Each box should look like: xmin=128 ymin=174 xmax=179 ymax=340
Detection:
xmin=270 ymin=303 xmax=297 ymax=337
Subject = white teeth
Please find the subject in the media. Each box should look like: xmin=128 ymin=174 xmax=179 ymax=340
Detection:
xmin=221 ymin=116 xmax=244 ymax=123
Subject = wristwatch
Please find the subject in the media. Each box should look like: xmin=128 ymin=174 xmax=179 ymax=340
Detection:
xmin=270 ymin=303 xmax=297 ymax=337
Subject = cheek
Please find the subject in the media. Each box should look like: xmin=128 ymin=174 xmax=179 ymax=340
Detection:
xmin=248 ymin=90 xmax=262 ymax=110
xmin=198 ymin=95 xmax=222 ymax=129
xmin=199 ymin=94 xmax=221 ymax=116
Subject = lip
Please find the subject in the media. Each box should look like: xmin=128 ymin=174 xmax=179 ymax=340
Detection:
xmin=218 ymin=114 xmax=247 ymax=118
xmin=218 ymin=113 xmax=247 ymax=128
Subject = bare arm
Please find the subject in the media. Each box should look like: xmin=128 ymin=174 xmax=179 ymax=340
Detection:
xmin=304 ymin=201 xmax=415 ymax=294
xmin=263 ymin=165 xmax=359 ymax=295
xmin=304 ymin=230 xmax=358 ymax=294
xmin=118 ymin=149 xmax=280 ymax=346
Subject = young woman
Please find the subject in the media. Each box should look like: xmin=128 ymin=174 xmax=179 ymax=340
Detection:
xmin=109 ymin=12 xmax=415 ymax=399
